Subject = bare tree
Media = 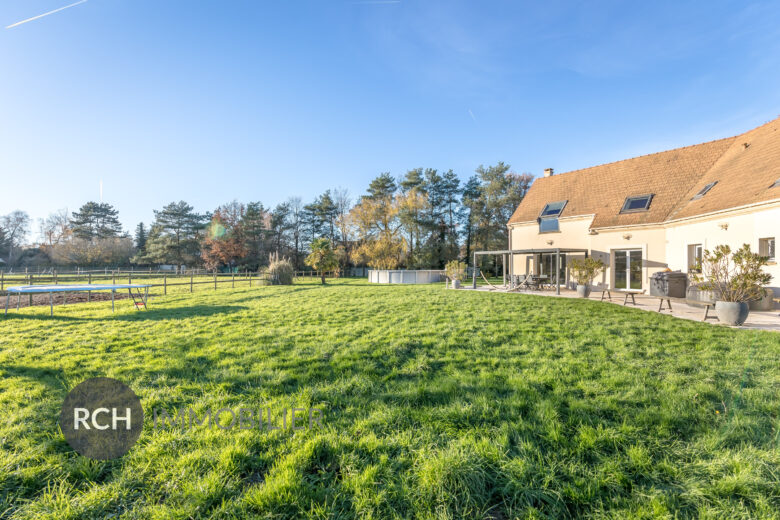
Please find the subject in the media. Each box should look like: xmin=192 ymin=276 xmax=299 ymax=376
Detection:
xmin=287 ymin=197 xmax=304 ymax=269
xmin=1 ymin=210 xmax=31 ymax=263
xmin=39 ymin=209 xmax=71 ymax=247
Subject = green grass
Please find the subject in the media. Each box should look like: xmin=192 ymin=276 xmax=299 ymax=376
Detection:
xmin=1 ymin=279 xmax=779 ymax=519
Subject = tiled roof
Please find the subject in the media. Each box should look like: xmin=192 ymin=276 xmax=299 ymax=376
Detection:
xmin=508 ymin=116 xmax=780 ymax=229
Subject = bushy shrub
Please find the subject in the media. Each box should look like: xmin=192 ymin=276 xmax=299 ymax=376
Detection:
xmin=267 ymin=252 xmax=294 ymax=285
xmin=569 ymin=257 xmax=606 ymax=285
xmin=445 ymin=260 xmax=467 ymax=281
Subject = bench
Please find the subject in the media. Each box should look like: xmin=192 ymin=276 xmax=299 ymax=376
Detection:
xmin=616 ymin=289 xmax=644 ymax=306
xmin=653 ymin=295 xmax=718 ymax=321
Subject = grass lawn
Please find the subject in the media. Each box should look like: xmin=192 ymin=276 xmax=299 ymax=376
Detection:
xmin=1 ymin=279 xmax=779 ymax=519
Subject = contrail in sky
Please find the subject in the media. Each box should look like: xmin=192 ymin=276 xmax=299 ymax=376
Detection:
xmin=468 ymin=109 xmax=477 ymax=123
xmin=6 ymin=0 xmax=88 ymax=29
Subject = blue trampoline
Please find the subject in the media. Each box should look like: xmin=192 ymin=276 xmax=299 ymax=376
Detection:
xmin=4 ymin=284 xmax=151 ymax=316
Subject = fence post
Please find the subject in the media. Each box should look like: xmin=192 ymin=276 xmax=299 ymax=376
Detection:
xmin=190 ymin=273 xmax=193 ymax=293
xmin=129 ymin=273 xmax=132 ymax=285
xmin=214 ymin=272 xmax=217 ymax=290
xmin=28 ymin=274 xmax=33 ymax=306
xmin=112 ymin=272 xmax=116 ymax=285
xmin=232 ymin=273 xmax=235 ymax=288
xmin=249 ymin=273 xmax=252 ymax=288
xmin=164 ymin=275 xmax=167 ymax=295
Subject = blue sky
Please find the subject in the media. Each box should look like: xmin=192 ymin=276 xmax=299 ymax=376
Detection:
xmin=2 ymin=0 xmax=779 ymax=236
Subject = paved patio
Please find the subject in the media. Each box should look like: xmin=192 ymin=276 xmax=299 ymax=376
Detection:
xmin=469 ymin=285 xmax=780 ymax=332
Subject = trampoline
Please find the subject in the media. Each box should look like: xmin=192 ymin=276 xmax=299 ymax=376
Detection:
xmin=4 ymin=284 xmax=151 ymax=316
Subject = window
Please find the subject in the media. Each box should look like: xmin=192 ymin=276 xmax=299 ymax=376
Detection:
xmin=687 ymin=244 xmax=703 ymax=272
xmin=691 ymin=181 xmax=717 ymax=200
xmin=620 ymin=194 xmax=653 ymax=213
xmin=759 ymin=237 xmax=776 ymax=261
xmin=540 ymin=200 xmax=567 ymax=217
xmin=538 ymin=200 xmax=566 ymax=233
xmin=539 ymin=218 xmax=559 ymax=233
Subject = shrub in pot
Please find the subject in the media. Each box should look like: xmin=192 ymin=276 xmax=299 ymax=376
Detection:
xmin=445 ymin=260 xmax=467 ymax=289
xmin=568 ymin=257 xmax=606 ymax=298
xmin=692 ymin=244 xmax=772 ymax=326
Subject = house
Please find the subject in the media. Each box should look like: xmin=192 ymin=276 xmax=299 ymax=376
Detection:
xmin=506 ymin=116 xmax=780 ymax=296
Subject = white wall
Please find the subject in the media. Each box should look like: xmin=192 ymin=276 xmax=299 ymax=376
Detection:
xmin=666 ymin=205 xmax=780 ymax=293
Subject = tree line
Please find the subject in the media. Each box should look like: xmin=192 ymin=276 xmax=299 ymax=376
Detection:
xmin=0 ymin=163 xmax=531 ymax=272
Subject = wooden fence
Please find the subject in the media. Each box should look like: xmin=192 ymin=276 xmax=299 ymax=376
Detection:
xmin=0 ymin=268 xmax=351 ymax=298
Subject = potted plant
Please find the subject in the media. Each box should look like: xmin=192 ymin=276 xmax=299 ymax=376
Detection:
xmin=692 ymin=244 xmax=772 ymax=325
xmin=445 ymin=260 xmax=467 ymax=289
xmin=568 ymin=257 xmax=606 ymax=298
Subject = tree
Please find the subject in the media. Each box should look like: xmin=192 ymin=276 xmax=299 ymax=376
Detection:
xmin=0 ymin=226 xmax=9 ymax=261
xmin=1 ymin=210 xmax=31 ymax=263
xmin=241 ymin=202 xmax=270 ymax=270
xmin=70 ymin=202 xmax=123 ymax=240
xmin=467 ymin=163 xmax=532 ymax=273
xmin=305 ymin=238 xmax=339 ymax=284
xmin=39 ymin=209 xmax=71 ymax=247
xmin=350 ymin=192 xmax=406 ymax=269
xmin=142 ymin=201 xmax=208 ymax=267
xmin=461 ymin=175 xmax=482 ymax=263
xmin=366 ymin=172 xmax=397 ymax=200
xmin=201 ymin=201 xmax=247 ymax=270
xmin=134 ymin=223 xmax=148 ymax=254
xmin=304 ymin=190 xmax=338 ymax=244
xmin=333 ymin=188 xmax=352 ymax=267
xmin=270 ymin=201 xmax=291 ymax=256
xmin=287 ymin=197 xmax=305 ymax=269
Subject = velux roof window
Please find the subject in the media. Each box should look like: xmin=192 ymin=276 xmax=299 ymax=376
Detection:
xmin=538 ymin=200 xmax=566 ymax=233
xmin=691 ymin=181 xmax=717 ymax=200
xmin=620 ymin=194 xmax=653 ymax=213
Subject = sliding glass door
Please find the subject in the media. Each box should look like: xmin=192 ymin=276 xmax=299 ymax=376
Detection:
xmin=539 ymin=253 xmax=567 ymax=286
xmin=614 ymin=249 xmax=642 ymax=289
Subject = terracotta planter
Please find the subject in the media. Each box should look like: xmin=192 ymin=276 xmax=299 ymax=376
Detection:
xmin=715 ymin=301 xmax=749 ymax=326
xmin=576 ymin=284 xmax=591 ymax=298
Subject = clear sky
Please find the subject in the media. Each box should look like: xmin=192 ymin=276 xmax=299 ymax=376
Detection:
xmin=2 ymin=0 xmax=779 ymax=237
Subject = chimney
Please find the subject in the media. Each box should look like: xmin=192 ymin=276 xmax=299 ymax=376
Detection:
xmin=543 ymin=168 xmax=554 ymax=178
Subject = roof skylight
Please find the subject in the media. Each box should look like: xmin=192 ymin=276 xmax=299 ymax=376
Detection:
xmin=691 ymin=181 xmax=717 ymax=200
xmin=540 ymin=200 xmax=567 ymax=217
xmin=620 ymin=194 xmax=653 ymax=213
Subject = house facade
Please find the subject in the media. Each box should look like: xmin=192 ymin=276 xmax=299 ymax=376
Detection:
xmin=507 ymin=117 xmax=780 ymax=296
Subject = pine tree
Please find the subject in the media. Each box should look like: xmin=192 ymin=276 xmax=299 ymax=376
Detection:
xmin=142 ymin=201 xmax=208 ymax=266
xmin=71 ymin=202 xmax=123 ymax=240
xmin=134 ymin=223 xmax=148 ymax=253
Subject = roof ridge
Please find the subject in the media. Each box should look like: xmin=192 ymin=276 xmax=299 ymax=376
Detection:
xmin=547 ymin=134 xmax=738 ymax=180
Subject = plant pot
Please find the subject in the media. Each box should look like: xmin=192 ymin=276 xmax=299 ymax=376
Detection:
xmin=576 ymin=284 xmax=591 ymax=298
xmin=715 ymin=301 xmax=749 ymax=326
xmin=452 ymin=279 xmax=461 ymax=289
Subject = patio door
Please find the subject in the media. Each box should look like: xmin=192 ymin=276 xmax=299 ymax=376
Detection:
xmin=539 ymin=253 xmax=567 ymax=286
xmin=614 ymin=249 xmax=642 ymax=290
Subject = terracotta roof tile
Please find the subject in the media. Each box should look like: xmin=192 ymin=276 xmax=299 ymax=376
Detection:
xmin=508 ymin=116 xmax=780 ymax=228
